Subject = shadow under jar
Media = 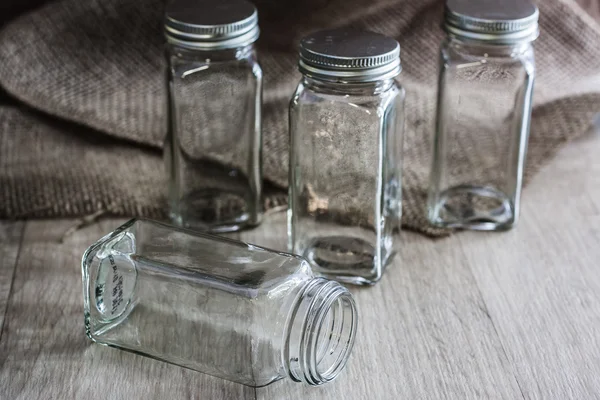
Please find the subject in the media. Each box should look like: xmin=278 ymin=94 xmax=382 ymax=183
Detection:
xmin=288 ymin=29 xmax=405 ymax=285
xmin=164 ymin=0 xmax=263 ymax=233
xmin=82 ymin=219 xmax=357 ymax=387
xmin=427 ymin=0 xmax=538 ymax=231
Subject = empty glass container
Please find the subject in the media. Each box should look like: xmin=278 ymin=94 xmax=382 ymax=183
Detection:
xmin=288 ymin=29 xmax=405 ymax=285
xmin=82 ymin=219 xmax=357 ymax=387
xmin=427 ymin=0 xmax=538 ymax=230
xmin=164 ymin=0 xmax=263 ymax=233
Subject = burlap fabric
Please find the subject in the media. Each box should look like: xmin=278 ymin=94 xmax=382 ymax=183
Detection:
xmin=0 ymin=0 xmax=598 ymax=236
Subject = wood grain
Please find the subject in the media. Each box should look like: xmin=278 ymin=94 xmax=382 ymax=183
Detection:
xmin=0 ymin=219 xmax=254 ymax=400
xmin=0 ymin=221 xmax=24 ymax=339
xmin=240 ymin=214 xmax=524 ymax=400
xmin=458 ymin=130 xmax=600 ymax=399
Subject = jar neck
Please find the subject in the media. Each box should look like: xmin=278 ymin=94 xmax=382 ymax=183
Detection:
xmin=301 ymin=76 xmax=395 ymax=96
xmin=283 ymin=278 xmax=357 ymax=385
xmin=167 ymin=43 xmax=256 ymax=62
xmin=446 ymin=36 xmax=532 ymax=57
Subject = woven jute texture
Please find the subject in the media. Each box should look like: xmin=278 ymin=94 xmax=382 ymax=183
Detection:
xmin=0 ymin=0 xmax=599 ymax=236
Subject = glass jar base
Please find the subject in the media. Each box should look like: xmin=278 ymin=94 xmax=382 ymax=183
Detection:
xmin=170 ymin=211 xmax=260 ymax=233
xmin=429 ymin=184 xmax=515 ymax=231
xmin=302 ymin=236 xmax=382 ymax=285
xmin=170 ymin=189 xmax=261 ymax=233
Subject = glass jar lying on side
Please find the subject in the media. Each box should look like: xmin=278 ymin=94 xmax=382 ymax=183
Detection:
xmin=82 ymin=219 xmax=357 ymax=387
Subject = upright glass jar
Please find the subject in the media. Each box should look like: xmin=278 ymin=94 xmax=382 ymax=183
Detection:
xmin=164 ymin=0 xmax=263 ymax=233
xmin=82 ymin=219 xmax=357 ymax=387
xmin=288 ymin=29 xmax=405 ymax=285
xmin=427 ymin=0 xmax=538 ymax=230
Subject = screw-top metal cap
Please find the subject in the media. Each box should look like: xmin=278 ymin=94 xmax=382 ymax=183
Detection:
xmin=165 ymin=0 xmax=259 ymax=50
xmin=445 ymin=0 xmax=539 ymax=44
xmin=298 ymin=29 xmax=401 ymax=83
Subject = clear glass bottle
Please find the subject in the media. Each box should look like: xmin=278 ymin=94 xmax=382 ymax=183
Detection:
xmin=82 ymin=219 xmax=357 ymax=387
xmin=164 ymin=0 xmax=263 ymax=233
xmin=288 ymin=29 xmax=405 ymax=286
xmin=427 ymin=0 xmax=538 ymax=230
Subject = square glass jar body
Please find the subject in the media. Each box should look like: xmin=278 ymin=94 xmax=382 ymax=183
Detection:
xmin=428 ymin=38 xmax=535 ymax=230
xmin=165 ymin=44 xmax=263 ymax=233
xmin=288 ymin=77 xmax=405 ymax=285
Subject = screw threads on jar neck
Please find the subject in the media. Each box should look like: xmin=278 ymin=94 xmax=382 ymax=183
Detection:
xmin=283 ymin=278 xmax=358 ymax=385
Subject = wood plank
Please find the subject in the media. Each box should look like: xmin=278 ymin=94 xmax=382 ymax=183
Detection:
xmin=0 ymin=219 xmax=254 ymax=400
xmin=241 ymin=213 xmax=524 ymax=399
xmin=0 ymin=221 xmax=24 ymax=339
xmin=459 ymin=129 xmax=600 ymax=399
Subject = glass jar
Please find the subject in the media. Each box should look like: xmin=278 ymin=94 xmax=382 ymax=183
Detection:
xmin=82 ymin=219 xmax=357 ymax=387
xmin=164 ymin=0 xmax=263 ymax=233
xmin=288 ymin=29 xmax=405 ymax=285
xmin=427 ymin=0 xmax=538 ymax=230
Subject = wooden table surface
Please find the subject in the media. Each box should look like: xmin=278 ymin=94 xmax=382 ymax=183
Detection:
xmin=1 ymin=122 xmax=599 ymax=399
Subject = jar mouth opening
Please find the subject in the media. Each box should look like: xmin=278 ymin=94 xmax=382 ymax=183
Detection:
xmin=308 ymin=293 xmax=357 ymax=383
xmin=284 ymin=279 xmax=358 ymax=385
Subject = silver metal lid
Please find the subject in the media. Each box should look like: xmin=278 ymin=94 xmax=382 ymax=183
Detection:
xmin=165 ymin=0 xmax=259 ymax=50
xmin=445 ymin=0 xmax=539 ymax=44
xmin=298 ymin=29 xmax=401 ymax=83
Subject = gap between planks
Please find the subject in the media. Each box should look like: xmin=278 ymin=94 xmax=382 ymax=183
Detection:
xmin=0 ymin=221 xmax=25 ymax=341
